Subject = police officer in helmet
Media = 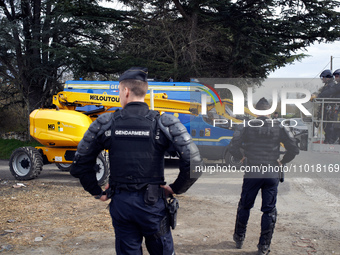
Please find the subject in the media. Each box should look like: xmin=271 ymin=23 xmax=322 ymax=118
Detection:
xmin=71 ymin=67 xmax=203 ymax=255
xmin=318 ymin=69 xmax=336 ymax=97
xmin=317 ymin=69 xmax=338 ymax=143
xmin=229 ymin=98 xmax=299 ymax=255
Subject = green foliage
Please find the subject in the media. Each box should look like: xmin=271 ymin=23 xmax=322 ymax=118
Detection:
xmin=0 ymin=139 xmax=41 ymax=160
xmin=0 ymin=0 xmax=125 ymax=112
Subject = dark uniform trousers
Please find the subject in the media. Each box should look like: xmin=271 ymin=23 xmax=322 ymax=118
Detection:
xmin=235 ymin=165 xmax=279 ymax=245
xmin=110 ymin=189 xmax=174 ymax=255
xmin=235 ymin=173 xmax=279 ymax=245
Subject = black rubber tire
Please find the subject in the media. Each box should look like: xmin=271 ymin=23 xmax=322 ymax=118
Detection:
xmin=55 ymin=163 xmax=72 ymax=172
xmin=95 ymin=152 xmax=109 ymax=186
xmin=224 ymin=150 xmax=244 ymax=168
xmin=9 ymin=147 xmax=43 ymax=180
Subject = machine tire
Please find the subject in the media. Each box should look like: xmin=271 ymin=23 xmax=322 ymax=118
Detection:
xmin=95 ymin=152 xmax=109 ymax=186
xmin=56 ymin=163 xmax=72 ymax=172
xmin=9 ymin=147 xmax=43 ymax=180
xmin=224 ymin=150 xmax=244 ymax=168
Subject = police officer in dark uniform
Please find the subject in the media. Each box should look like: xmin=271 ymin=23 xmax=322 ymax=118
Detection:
xmin=229 ymin=98 xmax=299 ymax=255
xmin=318 ymin=69 xmax=336 ymax=97
xmin=70 ymin=67 xmax=203 ymax=255
xmin=317 ymin=69 xmax=337 ymax=143
xmin=318 ymin=69 xmax=340 ymax=143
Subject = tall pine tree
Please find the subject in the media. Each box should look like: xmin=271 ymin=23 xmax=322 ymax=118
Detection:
xmin=115 ymin=0 xmax=340 ymax=81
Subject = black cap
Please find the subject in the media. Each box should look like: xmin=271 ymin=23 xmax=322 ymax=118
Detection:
xmin=119 ymin=67 xmax=148 ymax=82
xmin=255 ymin=97 xmax=270 ymax=110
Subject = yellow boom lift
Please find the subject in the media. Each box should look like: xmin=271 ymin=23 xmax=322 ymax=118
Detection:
xmin=9 ymin=91 xmax=193 ymax=185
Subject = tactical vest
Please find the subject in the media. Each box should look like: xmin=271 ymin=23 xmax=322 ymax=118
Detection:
xmin=109 ymin=109 xmax=165 ymax=184
xmin=243 ymin=119 xmax=281 ymax=165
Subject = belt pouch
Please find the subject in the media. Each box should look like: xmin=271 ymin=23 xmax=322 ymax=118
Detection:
xmin=144 ymin=184 xmax=159 ymax=205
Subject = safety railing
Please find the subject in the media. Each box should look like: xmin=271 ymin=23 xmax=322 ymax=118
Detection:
xmin=306 ymin=98 xmax=340 ymax=153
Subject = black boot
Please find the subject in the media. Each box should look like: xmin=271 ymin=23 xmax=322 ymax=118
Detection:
xmin=233 ymin=233 xmax=244 ymax=249
xmin=233 ymin=201 xmax=248 ymax=249
xmin=258 ymin=208 xmax=276 ymax=254
xmin=257 ymin=244 xmax=270 ymax=255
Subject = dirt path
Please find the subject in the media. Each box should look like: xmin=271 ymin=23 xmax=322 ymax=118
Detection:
xmin=1 ymin=153 xmax=340 ymax=254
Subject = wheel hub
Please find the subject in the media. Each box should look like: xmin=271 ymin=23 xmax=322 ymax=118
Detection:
xmin=20 ymin=158 xmax=30 ymax=169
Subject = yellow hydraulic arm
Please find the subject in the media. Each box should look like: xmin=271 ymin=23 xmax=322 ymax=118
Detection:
xmin=52 ymin=91 xmax=256 ymax=120
xmin=52 ymin=91 xmax=192 ymax=115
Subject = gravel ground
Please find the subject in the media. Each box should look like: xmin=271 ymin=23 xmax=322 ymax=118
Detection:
xmin=1 ymin=152 xmax=340 ymax=255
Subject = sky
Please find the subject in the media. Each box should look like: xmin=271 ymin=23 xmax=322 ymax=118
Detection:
xmin=268 ymin=41 xmax=340 ymax=78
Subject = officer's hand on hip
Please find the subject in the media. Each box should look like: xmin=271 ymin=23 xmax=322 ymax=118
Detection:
xmin=94 ymin=183 xmax=110 ymax=201
xmin=100 ymin=183 xmax=110 ymax=201
xmin=161 ymin=185 xmax=174 ymax=197
xmin=99 ymin=194 xmax=108 ymax=201
xmin=93 ymin=192 xmax=108 ymax=201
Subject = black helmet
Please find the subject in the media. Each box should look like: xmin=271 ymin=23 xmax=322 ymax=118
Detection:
xmin=255 ymin=97 xmax=270 ymax=110
xmin=333 ymin=69 xmax=340 ymax=76
xmin=320 ymin=69 xmax=333 ymax=78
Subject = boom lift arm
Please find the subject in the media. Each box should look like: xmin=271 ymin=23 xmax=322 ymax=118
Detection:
xmin=53 ymin=91 xmax=192 ymax=115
